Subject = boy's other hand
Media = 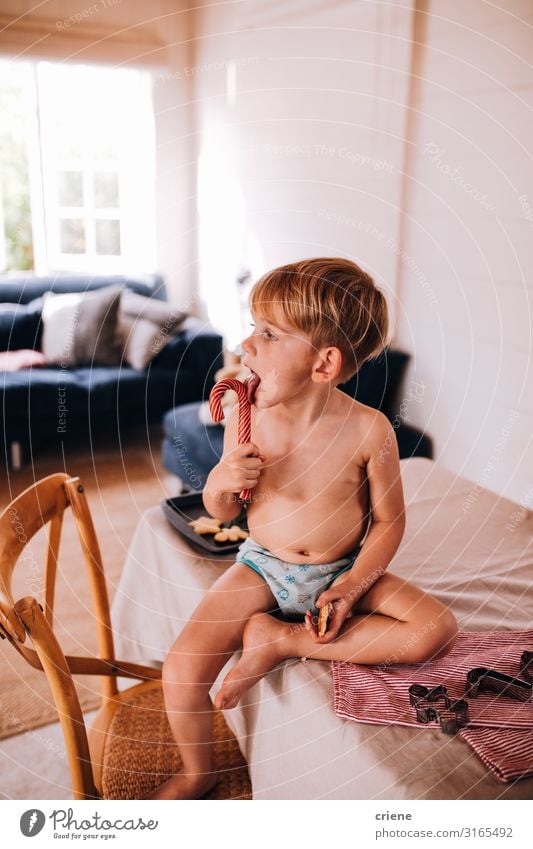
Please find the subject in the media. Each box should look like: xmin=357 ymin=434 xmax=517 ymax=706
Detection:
xmin=211 ymin=442 xmax=266 ymax=495
xmin=305 ymin=581 xmax=357 ymax=643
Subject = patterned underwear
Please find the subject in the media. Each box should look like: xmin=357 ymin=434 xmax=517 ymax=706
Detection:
xmin=236 ymin=534 xmax=361 ymax=619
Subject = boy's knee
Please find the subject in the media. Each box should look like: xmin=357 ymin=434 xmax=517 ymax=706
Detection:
xmin=162 ymin=648 xmax=198 ymax=691
xmin=162 ymin=639 xmax=222 ymax=703
xmin=414 ymin=609 xmax=458 ymax=663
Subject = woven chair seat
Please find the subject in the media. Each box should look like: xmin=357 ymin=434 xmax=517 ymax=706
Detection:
xmin=96 ymin=683 xmax=252 ymax=799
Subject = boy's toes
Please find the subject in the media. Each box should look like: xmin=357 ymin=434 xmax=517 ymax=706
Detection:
xmin=213 ymin=690 xmax=225 ymax=711
xmin=220 ymin=692 xmax=239 ymax=710
xmin=214 ymin=683 xmax=240 ymax=711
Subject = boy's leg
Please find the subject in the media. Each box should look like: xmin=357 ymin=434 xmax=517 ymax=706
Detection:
xmin=146 ymin=562 xmax=275 ymax=799
xmin=214 ymin=573 xmax=458 ymax=710
xmin=299 ymin=571 xmax=458 ymax=663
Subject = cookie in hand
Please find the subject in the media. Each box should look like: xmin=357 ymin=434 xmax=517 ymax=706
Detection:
xmin=317 ymin=602 xmax=333 ymax=637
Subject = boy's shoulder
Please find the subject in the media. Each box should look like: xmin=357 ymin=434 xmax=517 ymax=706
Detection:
xmin=334 ymin=392 xmax=394 ymax=453
xmin=335 ymin=389 xmax=390 ymax=428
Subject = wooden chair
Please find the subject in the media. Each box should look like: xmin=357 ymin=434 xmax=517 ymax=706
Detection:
xmin=0 ymin=473 xmax=251 ymax=800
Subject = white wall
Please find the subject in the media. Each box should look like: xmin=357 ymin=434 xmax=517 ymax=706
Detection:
xmin=394 ymin=0 xmax=533 ymax=503
xmin=191 ymin=0 xmax=415 ymax=347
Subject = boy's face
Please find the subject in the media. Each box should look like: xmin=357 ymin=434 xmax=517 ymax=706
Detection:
xmin=241 ymin=306 xmax=319 ymax=408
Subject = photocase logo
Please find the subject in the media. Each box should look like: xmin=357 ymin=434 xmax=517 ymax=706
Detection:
xmin=20 ymin=809 xmax=46 ymax=837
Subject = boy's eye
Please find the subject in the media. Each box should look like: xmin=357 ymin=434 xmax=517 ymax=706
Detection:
xmin=249 ymin=322 xmax=277 ymax=341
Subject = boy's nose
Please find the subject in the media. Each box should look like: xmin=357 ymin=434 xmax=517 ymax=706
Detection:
xmin=241 ymin=335 xmax=255 ymax=355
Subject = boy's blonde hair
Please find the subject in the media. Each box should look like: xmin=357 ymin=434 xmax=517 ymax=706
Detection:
xmin=249 ymin=257 xmax=389 ymax=383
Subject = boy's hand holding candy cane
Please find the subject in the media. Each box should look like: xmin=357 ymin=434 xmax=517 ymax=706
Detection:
xmin=203 ymin=376 xmax=265 ymax=521
xmin=207 ymin=437 xmax=266 ymax=501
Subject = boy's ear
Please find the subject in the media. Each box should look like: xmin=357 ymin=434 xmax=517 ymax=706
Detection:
xmin=311 ymin=346 xmax=343 ymax=384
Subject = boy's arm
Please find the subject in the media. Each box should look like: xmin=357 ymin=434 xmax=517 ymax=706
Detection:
xmin=342 ymin=412 xmax=406 ymax=604
xmin=309 ymin=412 xmax=405 ymax=640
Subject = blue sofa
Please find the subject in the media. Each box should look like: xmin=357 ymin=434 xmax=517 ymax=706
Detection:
xmin=162 ymin=348 xmax=433 ymax=490
xmin=0 ymin=273 xmax=223 ymax=467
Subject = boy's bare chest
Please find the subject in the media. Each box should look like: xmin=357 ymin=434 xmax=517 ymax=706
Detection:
xmin=253 ymin=415 xmax=365 ymax=498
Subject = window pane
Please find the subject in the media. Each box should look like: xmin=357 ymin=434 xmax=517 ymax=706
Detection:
xmin=60 ymin=219 xmax=85 ymax=253
xmin=95 ymin=219 xmax=121 ymax=255
xmin=92 ymin=137 xmax=119 ymax=160
xmin=94 ymin=171 xmax=119 ymax=208
xmin=56 ymin=126 xmax=83 ymax=161
xmin=58 ymin=171 xmax=83 ymax=206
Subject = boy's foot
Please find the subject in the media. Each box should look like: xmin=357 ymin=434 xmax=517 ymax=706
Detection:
xmin=214 ymin=612 xmax=288 ymax=710
xmin=143 ymin=771 xmax=219 ymax=800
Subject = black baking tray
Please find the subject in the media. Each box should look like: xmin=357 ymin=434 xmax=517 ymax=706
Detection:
xmin=161 ymin=491 xmax=249 ymax=555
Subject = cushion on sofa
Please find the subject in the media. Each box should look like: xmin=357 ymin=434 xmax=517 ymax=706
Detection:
xmin=41 ymin=285 xmax=123 ymax=366
xmin=118 ymin=290 xmax=188 ymax=370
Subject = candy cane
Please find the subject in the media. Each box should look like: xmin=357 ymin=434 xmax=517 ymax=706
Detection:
xmin=209 ymin=378 xmax=253 ymax=503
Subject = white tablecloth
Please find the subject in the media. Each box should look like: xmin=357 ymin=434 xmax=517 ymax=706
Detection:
xmin=111 ymin=458 xmax=533 ymax=799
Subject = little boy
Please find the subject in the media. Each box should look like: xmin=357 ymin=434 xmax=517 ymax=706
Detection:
xmin=149 ymin=257 xmax=458 ymax=799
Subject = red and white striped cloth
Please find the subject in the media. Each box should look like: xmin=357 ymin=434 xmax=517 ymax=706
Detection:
xmin=460 ymin=728 xmax=533 ymax=783
xmin=332 ymin=630 xmax=533 ymax=783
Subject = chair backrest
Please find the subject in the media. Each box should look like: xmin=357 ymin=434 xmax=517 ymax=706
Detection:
xmin=0 ymin=473 xmax=118 ymax=799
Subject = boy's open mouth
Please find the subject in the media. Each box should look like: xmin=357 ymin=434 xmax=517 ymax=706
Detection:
xmin=245 ymin=370 xmax=261 ymax=403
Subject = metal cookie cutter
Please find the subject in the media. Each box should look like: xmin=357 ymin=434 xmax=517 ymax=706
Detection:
xmin=409 ymin=684 xmax=469 ymax=734
xmin=464 ymin=666 xmax=532 ymax=702
xmin=519 ymin=650 xmax=533 ymax=683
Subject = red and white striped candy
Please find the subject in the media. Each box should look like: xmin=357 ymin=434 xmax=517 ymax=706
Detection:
xmin=209 ymin=378 xmax=252 ymax=503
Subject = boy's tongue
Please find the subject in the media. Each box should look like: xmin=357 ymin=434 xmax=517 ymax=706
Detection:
xmin=245 ymin=372 xmax=261 ymax=404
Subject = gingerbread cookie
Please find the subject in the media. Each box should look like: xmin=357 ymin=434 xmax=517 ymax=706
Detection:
xmin=214 ymin=525 xmax=249 ymax=543
xmin=188 ymin=516 xmax=223 ymax=535
xmin=318 ymin=602 xmax=333 ymax=637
